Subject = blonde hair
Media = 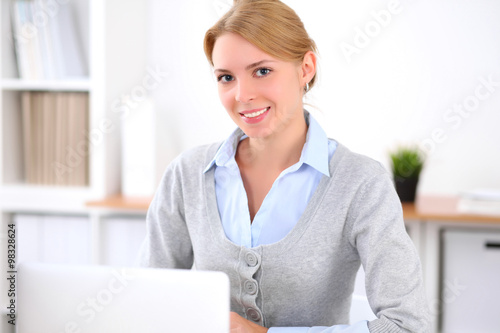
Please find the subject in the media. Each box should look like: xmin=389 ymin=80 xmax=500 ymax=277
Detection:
xmin=204 ymin=0 xmax=318 ymax=91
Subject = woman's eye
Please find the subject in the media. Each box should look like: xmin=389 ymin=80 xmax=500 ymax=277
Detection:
xmin=255 ymin=68 xmax=271 ymax=77
xmin=217 ymin=74 xmax=234 ymax=83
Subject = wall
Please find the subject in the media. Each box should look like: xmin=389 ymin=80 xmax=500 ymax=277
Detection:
xmin=145 ymin=0 xmax=500 ymax=196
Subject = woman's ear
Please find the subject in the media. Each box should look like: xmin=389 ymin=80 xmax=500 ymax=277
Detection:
xmin=300 ymin=51 xmax=317 ymax=88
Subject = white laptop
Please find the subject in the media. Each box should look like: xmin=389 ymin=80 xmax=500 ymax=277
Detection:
xmin=16 ymin=263 xmax=230 ymax=333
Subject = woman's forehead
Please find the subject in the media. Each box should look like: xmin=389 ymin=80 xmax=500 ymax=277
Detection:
xmin=212 ymin=33 xmax=279 ymax=70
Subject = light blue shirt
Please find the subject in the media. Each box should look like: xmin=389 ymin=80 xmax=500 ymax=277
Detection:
xmin=204 ymin=112 xmax=369 ymax=333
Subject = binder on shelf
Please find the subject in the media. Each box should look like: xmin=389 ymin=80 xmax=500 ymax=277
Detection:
xmin=50 ymin=0 xmax=87 ymax=79
xmin=10 ymin=1 xmax=27 ymax=79
xmin=10 ymin=0 xmax=87 ymax=80
xmin=21 ymin=91 xmax=89 ymax=186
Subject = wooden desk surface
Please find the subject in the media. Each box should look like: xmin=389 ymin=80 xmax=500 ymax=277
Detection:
xmin=408 ymin=196 xmax=500 ymax=223
xmin=86 ymin=195 xmax=153 ymax=211
xmin=87 ymin=195 xmax=500 ymax=224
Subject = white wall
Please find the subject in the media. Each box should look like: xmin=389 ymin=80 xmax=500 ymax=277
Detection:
xmin=146 ymin=0 xmax=500 ymax=196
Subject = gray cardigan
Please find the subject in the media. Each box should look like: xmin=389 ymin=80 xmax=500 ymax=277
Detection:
xmin=139 ymin=141 xmax=430 ymax=332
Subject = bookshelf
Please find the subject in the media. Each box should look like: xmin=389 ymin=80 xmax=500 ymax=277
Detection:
xmin=1 ymin=0 xmax=149 ymax=205
xmin=0 ymin=78 xmax=91 ymax=91
xmin=0 ymin=0 xmax=148 ymax=331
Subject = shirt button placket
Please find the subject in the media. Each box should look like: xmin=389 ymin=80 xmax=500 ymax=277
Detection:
xmin=239 ymin=249 xmax=263 ymax=325
xmin=244 ymin=280 xmax=258 ymax=295
xmin=246 ymin=307 xmax=262 ymax=323
xmin=245 ymin=251 xmax=258 ymax=267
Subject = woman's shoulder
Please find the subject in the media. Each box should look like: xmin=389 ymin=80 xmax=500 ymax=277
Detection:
xmin=330 ymin=141 xmax=389 ymax=180
xmin=166 ymin=141 xmax=223 ymax=173
xmin=327 ymin=142 xmax=398 ymax=211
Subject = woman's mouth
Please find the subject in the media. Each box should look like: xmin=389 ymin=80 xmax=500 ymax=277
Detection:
xmin=241 ymin=107 xmax=270 ymax=118
xmin=239 ymin=107 xmax=270 ymax=124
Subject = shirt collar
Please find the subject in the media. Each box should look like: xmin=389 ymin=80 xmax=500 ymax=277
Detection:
xmin=301 ymin=112 xmax=330 ymax=177
xmin=203 ymin=127 xmax=245 ymax=173
xmin=203 ymin=111 xmax=330 ymax=177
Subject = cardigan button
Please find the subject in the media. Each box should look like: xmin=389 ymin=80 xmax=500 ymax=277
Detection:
xmin=246 ymin=308 xmax=261 ymax=322
xmin=245 ymin=252 xmax=258 ymax=267
xmin=244 ymin=280 xmax=258 ymax=295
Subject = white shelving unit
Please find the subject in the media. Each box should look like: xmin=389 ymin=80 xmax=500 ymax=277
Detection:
xmin=0 ymin=78 xmax=91 ymax=91
xmin=0 ymin=1 xmax=148 ymax=331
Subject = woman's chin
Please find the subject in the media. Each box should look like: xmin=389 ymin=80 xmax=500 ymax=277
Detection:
xmin=239 ymin=126 xmax=275 ymax=140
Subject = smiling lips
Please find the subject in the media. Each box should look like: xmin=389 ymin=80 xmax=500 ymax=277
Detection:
xmin=241 ymin=107 xmax=269 ymax=118
xmin=239 ymin=107 xmax=270 ymax=124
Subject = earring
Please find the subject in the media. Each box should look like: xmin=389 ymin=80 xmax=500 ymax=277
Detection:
xmin=304 ymin=82 xmax=309 ymax=92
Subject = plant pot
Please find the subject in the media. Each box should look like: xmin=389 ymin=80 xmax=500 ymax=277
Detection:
xmin=394 ymin=176 xmax=419 ymax=202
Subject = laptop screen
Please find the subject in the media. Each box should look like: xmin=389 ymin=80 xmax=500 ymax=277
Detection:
xmin=16 ymin=263 xmax=229 ymax=333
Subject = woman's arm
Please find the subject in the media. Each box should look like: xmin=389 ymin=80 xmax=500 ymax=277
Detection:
xmin=138 ymin=160 xmax=194 ymax=269
xmin=347 ymin=172 xmax=430 ymax=332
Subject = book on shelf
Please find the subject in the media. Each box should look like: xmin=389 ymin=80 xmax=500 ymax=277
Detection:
xmin=457 ymin=189 xmax=500 ymax=216
xmin=10 ymin=0 xmax=87 ymax=80
xmin=21 ymin=91 xmax=89 ymax=186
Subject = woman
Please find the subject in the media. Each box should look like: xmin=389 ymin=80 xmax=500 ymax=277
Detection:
xmin=140 ymin=0 xmax=430 ymax=332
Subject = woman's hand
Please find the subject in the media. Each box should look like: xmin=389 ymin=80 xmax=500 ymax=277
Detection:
xmin=230 ymin=312 xmax=269 ymax=333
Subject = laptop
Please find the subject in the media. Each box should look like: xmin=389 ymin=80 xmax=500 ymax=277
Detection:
xmin=16 ymin=263 xmax=230 ymax=333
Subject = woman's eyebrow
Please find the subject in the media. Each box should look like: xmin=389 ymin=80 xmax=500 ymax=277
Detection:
xmin=214 ymin=59 xmax=276 ymax=73
xmin=214 ymin=68 xmax=231 ymax=74
xmin=245 ymin=59 xmax=276 ymax=70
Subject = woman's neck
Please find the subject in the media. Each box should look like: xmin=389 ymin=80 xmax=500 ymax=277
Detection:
xmin=236 ymin=113 xmax=308 ymax=171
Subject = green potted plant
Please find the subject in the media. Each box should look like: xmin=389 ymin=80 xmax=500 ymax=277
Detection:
xmin=390 ymin=147 xmax=424 ymax=202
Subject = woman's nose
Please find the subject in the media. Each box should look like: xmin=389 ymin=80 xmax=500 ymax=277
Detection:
xmin=235 ymin=79 xmax=255 ymax=103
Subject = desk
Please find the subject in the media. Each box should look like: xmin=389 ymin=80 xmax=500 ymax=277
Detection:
xmin=407 ymin=196 xmax=500 ymax=224
xmin=86 ymin=195 xmax=152 ymax=211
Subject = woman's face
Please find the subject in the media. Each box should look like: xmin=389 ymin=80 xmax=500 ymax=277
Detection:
xmin=212 ymin=33 xmax=311 ymax=140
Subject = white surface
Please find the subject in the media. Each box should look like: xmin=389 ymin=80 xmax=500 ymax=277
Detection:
xmin=457 ymin=199 xmax=500 ymax=216
xmin=460 ymin=188 xmax=500 ymax=201
xmin=16 ymin=263 xmax=230 ymax=333
xmin=458 ymin=187 xmax=500 ymax=216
